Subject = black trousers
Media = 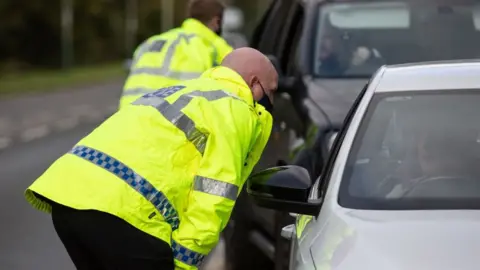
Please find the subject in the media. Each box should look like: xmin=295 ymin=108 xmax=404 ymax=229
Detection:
xmin=50 ymin=202 xmax=174 ymax=270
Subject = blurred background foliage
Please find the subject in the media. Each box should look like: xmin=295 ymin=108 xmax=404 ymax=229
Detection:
xmin=0 ymin=0 xmax=271 ymax=73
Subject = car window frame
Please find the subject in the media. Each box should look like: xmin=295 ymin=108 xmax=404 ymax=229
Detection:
xmin=250 ymin=0 xmax=274 ymax=48
xmin=311 ymin=82 xmax=370 ymax=202
xmin=294 ymin=1 xmax=322 ymax=76
xmin=276 ymin=2 xmax=305 ymax=73
xmin=285 ymin=5 xmax=305 ymax=76
xmin=254 ymin=0 xmax=296 ymax=55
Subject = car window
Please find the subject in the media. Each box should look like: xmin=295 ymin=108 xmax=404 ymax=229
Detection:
xmin=313 ymin=1 xmax=480 ymax=78
xmin=339 ymin=90 xmax=480 ymax=210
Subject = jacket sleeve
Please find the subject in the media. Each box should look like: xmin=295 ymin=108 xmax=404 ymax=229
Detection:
xmin=171 ymin=98 xmax=257 ymax=270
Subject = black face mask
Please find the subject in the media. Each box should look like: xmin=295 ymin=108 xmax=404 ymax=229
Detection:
xmin=258 ymin=94 xmax=273 ymax=113
xmin=256 ymin=82 xmax=273 ymax=113
xmin=215 ymin=23 xmax=223 ymax=36
xmin=215 ymin=17 xmax=223 ymax=36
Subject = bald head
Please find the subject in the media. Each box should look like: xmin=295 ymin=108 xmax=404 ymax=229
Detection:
xmin=221 ymin=47 xmax=278 ymax=104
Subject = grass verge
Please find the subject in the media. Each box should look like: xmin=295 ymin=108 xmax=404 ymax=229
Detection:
xmin=0 ymin=63 xmax=125 ymax=97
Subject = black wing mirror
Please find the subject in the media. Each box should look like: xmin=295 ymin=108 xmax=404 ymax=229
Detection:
xmin=246 ymin=165 xmax=322 ymax=216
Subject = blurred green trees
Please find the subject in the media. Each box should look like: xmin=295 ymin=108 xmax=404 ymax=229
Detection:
xmin=0 ymin=0 xmax=270 ymax=72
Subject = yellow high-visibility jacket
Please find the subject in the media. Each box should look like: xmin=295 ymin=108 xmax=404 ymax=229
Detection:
xmin=25 ymin=66 xmax=272 ymax=270
xmin=119 ymin=18 xmax=233 ymax=109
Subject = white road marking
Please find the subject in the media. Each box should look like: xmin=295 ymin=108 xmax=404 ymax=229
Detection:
xmin=81 ymin=110 xmax=104 ymax=122
xmin=21 ymin=110 xmax=55 ymax=127
xmin=53 ymin=117 xmax=80 ymax=131
xmin=1 ymin=102 xmax=117 ymax=147
xmin=20 ymin=125 xmax=50 ymax=142
xmin=68 ymin=104 xmax=94 ymax=116
xmin=68 ymin=105 xmax=108 ymax=123
xmin=0 ymin=118 xmax=11 ymax=134
xmin=106 ymin=104 xmax=118 ymax=114
xmin=0 ymin=137 xmax=12 ymax=149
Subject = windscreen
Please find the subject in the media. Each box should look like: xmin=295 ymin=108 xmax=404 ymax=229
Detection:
xmin=339 ymin=90 xmax=480 ymax=210
xmin=314 ymin=1 xmax=480 ymax=78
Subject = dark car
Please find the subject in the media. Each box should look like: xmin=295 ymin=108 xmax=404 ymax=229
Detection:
xmin=224 ymin=0 xmax=480 ymax=269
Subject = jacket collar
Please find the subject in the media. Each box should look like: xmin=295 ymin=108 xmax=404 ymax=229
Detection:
xmin=201 ymin=66 xmax=255 ymax=106
xmin=181 ymin=18 xmax=219 ymax=44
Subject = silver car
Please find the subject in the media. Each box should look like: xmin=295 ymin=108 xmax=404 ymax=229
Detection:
xmin=247 ymin=61 xmax=480 ymax=270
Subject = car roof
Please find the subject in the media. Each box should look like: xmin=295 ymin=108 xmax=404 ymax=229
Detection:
xmin=374 ymin=60 xmax=480 ymax=93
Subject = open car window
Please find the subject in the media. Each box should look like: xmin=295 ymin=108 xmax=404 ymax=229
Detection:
xmin=339 ymin=90 xmax=480 ymax=210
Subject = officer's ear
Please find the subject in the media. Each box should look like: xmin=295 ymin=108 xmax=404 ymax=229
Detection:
xmin=213 ymin=15 xmax=223 ymax=36
xmin=206 ymin=16 xmax=219 ymax=31
xmin=215 ymin=15 xmax=222 ymax=27
xmin=249 ymin=76 xmax=262 ymax=101
xmin=249 ymin=76 xmax=258 ymax=89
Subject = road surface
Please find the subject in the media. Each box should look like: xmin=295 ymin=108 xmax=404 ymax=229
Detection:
xmin=0 ymin=124 xmax=96 ymax=269
xmin=0 ymin=82 xmax=225 ymax=269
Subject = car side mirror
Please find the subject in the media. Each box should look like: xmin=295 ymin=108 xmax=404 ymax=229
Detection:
xmin=246 ymin=165 xmax=322 ymax=216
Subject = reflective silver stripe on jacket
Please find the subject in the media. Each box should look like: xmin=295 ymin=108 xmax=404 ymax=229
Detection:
xmin=128 ymin=33 xmax=202 ymax=80
xmin=69 ymin=146 xmax=180 ymax=230
xmin=130 ymin=67 xmax=201 ymax=80
xmin=193 ymin=175 xmax=239 ymax=200
xmin=124 ymin=33 xmax=221 ymax=97
xmin=132 ymin=89 xmax=241 ymax=155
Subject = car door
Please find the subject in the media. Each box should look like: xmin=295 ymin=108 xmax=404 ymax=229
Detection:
xmin=289 ymin=129 xmax=338 ymax=269
xmin=291 ymin=83 xmax=369 ymax=269
xmin=251 ymin=0 xmax=308 ymax=236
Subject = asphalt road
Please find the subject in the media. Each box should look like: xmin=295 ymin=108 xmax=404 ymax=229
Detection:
xmin=0 ymin=123 xmax=98 ymax=270
xmin=0 ymin=81 xmax=123 ymax=146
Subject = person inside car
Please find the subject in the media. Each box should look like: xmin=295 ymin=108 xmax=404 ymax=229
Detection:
xmin=385 ymin=128 xmax=479 ymax=198
xmin=317 ymin=35 xmax=344 ymax=76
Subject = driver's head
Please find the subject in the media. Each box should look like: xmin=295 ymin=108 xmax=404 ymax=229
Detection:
xmin=417 ymin=129 xmax=474 ymax=176
xmin=319 ymin=35 xmax=336 ymax=60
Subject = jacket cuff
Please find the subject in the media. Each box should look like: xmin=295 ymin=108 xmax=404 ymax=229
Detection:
xmin=172 ymin=240 xmax=206 ymax=269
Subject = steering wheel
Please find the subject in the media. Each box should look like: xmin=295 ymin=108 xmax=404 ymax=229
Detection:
xmin=404 ymin=176 xmax=480 ymax=198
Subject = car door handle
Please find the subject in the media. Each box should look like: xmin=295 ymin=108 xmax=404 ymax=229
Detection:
xmin=281 ymin=224 xmax=295 ymax=240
